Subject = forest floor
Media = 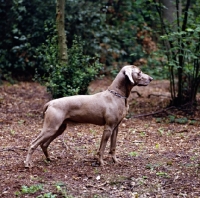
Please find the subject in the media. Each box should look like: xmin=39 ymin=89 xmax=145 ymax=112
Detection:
xmin=0 ymin=77 xmax=200 ymax=198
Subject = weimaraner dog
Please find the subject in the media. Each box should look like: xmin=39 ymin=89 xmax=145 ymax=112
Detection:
xmin=25 ymin=65 xmax=153 ymax=168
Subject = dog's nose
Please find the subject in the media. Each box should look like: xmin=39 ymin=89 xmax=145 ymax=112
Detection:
xmin=149 ymin=76 xmax=153 ymax=81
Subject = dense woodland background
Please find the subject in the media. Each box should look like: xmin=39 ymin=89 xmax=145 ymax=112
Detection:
xmin=1 ymin=0 xmax=200 ymax=108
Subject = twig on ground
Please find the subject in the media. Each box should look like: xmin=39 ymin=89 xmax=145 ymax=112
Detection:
xmin=131 ymin=106 xmax=175 ymax=118
xmin=131 ymin=91 xmax=142 ymax=97
xmin=60 ymin=133 xmax=80 ymax=159
xmin=60 ymin=133 xmax=69 ymax=150
xmin=0 ymin=120 xmax=12 ymax=124
xmin=148 ymin=93 xmax=170 ymax=98
xmin=0 ymin=147 xmax=27 ymax=155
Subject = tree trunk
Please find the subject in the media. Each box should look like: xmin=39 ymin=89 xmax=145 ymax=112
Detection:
xmin=161 ymin=0 xmax=178 ymax=24
xmin=56 ymin=0 xmax=68 ymax=64
xmin=176 ymin=0 xmax=190 ymax=105
xmin=161 ymin=0 xmax=183 ymax=105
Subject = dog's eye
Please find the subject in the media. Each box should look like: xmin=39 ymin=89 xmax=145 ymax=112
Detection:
xmin=138 ymin=72 xmax=141 ymax=76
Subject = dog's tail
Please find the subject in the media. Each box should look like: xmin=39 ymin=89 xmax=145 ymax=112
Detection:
xmin=43 ymin=102 xmax=50 ymax=117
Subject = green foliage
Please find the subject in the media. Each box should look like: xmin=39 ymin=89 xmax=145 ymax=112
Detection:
xmin=140 ymin=61 xmax=168 ymax=80
xmin=156 ymin=171 xmax=169 ymax=178
xmin=34 ymin=25 xmax=58 ymax=76
xmin=157 ymin=128 xmax=164 ymax=136
xmin=175 ymin=117 xmax=188 ymax=124
xmin=145 ymin=163 xmax=160 ymax=170
xmin=168 ymin=115 xmax=176 ymax=123
xmin=36 ymin=34 xmax=102 ymax=98
xmin=155 ymin=115 xmax=197 ymax=125
xmin=15 ymin=183 xmax=74 ymax=198
xmin=0 ymin=0 xmax=55 ymax=80
xmin=21 ymin=184 xmax=43 ymax=194
xmin=129 ymin=151 xmax=139 ymax=157
xmin=155 ymin=0 xmax=200 ymax=107
xmin=37 ymin=193 xmax=57 ymax=198
xmin=0 ymin=0 xmax=160 ymax=81
xmin=15 ymin=184 xmax=43 ymax=196
xmin=162 ymin=24 xmax=200 ymax=104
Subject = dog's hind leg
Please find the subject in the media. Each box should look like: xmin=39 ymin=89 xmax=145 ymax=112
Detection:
xmin=30 ymin=132 xmax=44 ymax=145
xmin=25 ymin=112 xmax=65 ymax=168
xmin=24 ymin=129 xmax=56 ymax=167
xmin=40 ymin=123 xmax=67 ymax=161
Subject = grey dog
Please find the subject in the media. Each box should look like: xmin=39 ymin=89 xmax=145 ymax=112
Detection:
xmin=25 ymin=65 xmax=153 ymax=168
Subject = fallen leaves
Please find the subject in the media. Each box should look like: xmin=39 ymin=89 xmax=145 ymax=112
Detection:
xmin=0 ymin=81 xmax=200 ymax=197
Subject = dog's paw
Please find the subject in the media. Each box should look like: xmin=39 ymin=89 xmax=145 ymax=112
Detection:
xmin=98 ymin=158 xmax=107 ymax=166
xmin=46 ymin=157 xmax=52 ymax=162
xmin=24 ymin=161 xmax=32 ymax=168
xmin=112 ymin=156 xmax=121 ymax=164
xmin=92 ymin=158 xmax=107 ymax=167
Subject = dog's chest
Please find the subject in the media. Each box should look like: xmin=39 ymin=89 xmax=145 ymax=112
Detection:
xmin=122 ymin=104 xmax=129 ymax=118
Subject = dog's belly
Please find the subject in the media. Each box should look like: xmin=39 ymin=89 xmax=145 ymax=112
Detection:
xmin=66 ymin=114 xmax=105 ymax=126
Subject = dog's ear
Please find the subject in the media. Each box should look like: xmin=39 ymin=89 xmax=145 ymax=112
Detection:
xmin=125 ymin=68 xmax=134 ymax=84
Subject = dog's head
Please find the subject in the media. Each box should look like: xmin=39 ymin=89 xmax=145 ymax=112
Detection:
xmin=124 ymin=65 xmax=153 ymax=86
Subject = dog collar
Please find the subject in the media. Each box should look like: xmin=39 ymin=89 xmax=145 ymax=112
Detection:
xmin=108 ymin=89 xmax=127 ymax=99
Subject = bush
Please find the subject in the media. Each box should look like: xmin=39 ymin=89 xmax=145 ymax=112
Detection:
xmin=35 ymin=34 xmax=102 ymax=98
xmin=0 ymin=0 xmax=55 ymax=81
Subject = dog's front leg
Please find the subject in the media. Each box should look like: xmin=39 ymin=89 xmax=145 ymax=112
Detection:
xmin=97 ymin=125 xmax=113 ymax=165
xmin=109 ymin=126 xmax=121 ymax=164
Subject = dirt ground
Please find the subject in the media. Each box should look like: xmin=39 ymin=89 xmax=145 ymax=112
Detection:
xmin=0 ymin=77 xmax=200 ymax=198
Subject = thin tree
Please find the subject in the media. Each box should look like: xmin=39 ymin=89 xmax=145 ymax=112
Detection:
xmin=56 ymin=0 xmax=68 ymax=64
xmin=155 ymin=0 xmax=200 ymax=111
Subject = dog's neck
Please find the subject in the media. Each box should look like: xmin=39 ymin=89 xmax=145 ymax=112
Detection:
xmin=108 ymin=71 xmax=134 ymax=98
